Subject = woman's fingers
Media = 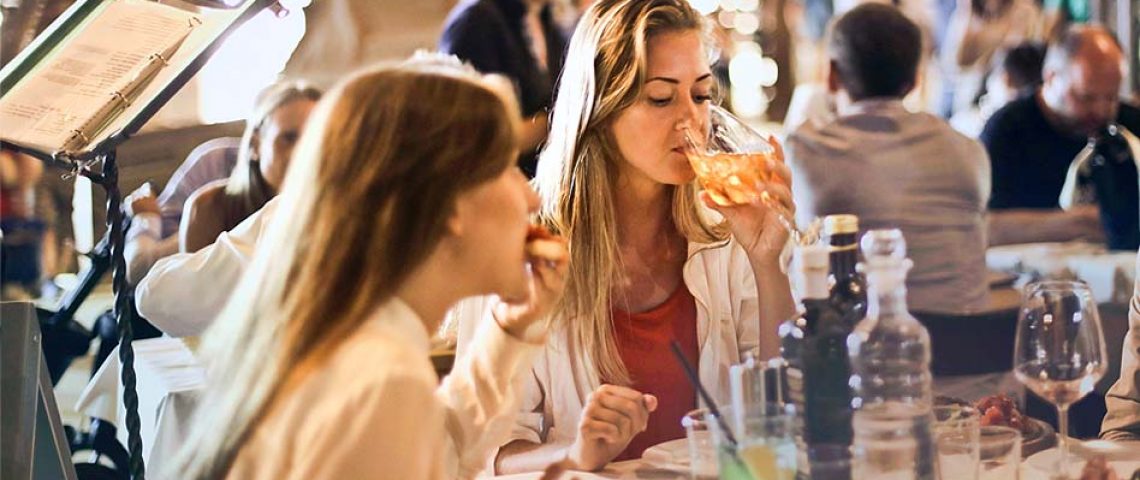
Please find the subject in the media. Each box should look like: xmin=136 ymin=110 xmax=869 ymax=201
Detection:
xmin=766 ymin=135 xmax=785 ymax=164
xmin=592 ymin=393 xmax=647 ymax=432
xmin=579 ymin=419 xmax=621 ymax=444
xmin=768 ymin=160 xmax=792 ymax=187
xmin=761 ymin=183 xmax=794 ymax=214
xmin=581 ymin=385 xmax=654 ymax=442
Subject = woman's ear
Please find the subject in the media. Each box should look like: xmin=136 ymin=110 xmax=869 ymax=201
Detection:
xmin=249 ymin=132 xmax=261 ymax=161
xmin=446 ymin=197 xmax=468 ymax=237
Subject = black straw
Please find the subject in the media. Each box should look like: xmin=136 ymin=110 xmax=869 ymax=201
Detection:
xmin=669 ymin=340 xmax=739 ymax=448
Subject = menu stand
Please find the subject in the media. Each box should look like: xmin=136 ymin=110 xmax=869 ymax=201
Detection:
xmin=0 ymin=0 xmax=277 ymax=478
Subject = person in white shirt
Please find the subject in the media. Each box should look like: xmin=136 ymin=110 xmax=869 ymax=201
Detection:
xmin=472 ymin=0 xmax=797 ymax=473
xmin=166 ymin=58 xmax=568 ymax=479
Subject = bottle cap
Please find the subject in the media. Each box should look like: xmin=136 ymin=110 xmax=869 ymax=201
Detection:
xmin=793 ymin=244 xmax=831 ymax=299
xmin=823 ymin=214 xmax=859 ymax=235
xmin=794 ymin=244 xmax=830 ymax=270
xmin=860 ymin=229 xmax=907 ymax=263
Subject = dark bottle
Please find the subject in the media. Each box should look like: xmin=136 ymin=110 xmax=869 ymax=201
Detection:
xmin=823 ymin=214 xmax=866 ymax=326
xmin=782 ymin=245 xmax=853 ymax=479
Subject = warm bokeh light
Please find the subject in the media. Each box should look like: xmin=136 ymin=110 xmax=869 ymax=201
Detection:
xmin=687 ymin=0 xmax=719 ymax=16
xmin=197 ymin=7 xmax=305 ymax=123
xmin=732 ymin=12 xmax=759 ymax=35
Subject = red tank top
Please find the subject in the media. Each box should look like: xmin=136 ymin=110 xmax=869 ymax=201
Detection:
xmin=610 ymin=284 xmax=699 ymax=461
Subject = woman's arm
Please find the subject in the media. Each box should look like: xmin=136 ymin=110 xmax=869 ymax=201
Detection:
xmin=750 ymin=258 xmax=796 ymax=360
xmin=179 ymin=185 xmax=226 ymax=253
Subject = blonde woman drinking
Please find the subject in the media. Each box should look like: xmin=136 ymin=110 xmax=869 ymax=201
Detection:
xmin=168 ymin=58 xmax=567 ymax=480
xmin=469 ymin=0 xmax=798 ymax=473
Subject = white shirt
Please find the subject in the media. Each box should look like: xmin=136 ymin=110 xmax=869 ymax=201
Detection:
xmin=135 ymin=198 xmax=278 ymax=337
xmin=454 ymin=238 xmax=763 ymax=459
xmin=227 ymin=299 xmax=540 ymax=479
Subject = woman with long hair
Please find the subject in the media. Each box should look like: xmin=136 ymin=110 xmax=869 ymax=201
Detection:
xmin=178 ymin=82 xmax=321 ymax=252
xmin=477 ymin=0 xmax=797 ymax=472
xmin=169 ymin=58 xmax=567 ymax=479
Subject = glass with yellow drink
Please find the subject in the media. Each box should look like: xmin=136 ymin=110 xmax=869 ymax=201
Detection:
xmin=707 ymin=402 xmax=799 ymax=480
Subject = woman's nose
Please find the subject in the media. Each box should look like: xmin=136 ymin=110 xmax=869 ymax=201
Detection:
xmin=675 ymin=97 xmax=704 ymax=134
xmin=519 ymin=171 xmax=540 ymax=212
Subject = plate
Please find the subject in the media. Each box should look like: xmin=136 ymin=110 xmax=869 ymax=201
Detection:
xmin=1025 ymin=439 xmax=1140 ymax=478
xmin=1020 ymin=418 xmax=1056 ymax=457
xmin=986 ymin=270 xmax=1019 ymax=288
xmin=640 ymin=438 xmax=692 ymax=471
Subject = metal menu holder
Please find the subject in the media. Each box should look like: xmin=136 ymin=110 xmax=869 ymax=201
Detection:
xmin=0 ymin=0 xmax=276 ymax=478
xmin=1 ymin=302 xmax=76 ymax=480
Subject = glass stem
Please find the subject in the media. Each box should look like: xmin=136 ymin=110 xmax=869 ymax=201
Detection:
xmin=1057 ymin=404 xmax=1070 ymax=479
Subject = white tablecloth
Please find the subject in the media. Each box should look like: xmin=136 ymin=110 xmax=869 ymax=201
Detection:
xmin=480 ymin=444 xmax=1140 ymax=479
xmin=74 ymin=337 xmax=205 ymax=470
xmin=986 ymin=242 xmax=1136 ymax=304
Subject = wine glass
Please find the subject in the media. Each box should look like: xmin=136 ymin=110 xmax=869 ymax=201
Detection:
xmin=1012 ymin=281 xmax=1108 ymax=479
xmin=681 ymin=105 xmax=807 ymax=245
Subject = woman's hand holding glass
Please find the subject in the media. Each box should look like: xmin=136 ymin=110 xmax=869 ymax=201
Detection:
xmin=683 ymin=106 xmax=796 ymax=264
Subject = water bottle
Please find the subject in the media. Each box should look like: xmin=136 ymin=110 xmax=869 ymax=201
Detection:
xmin=846 ymin=229 xmax=936 ymax=480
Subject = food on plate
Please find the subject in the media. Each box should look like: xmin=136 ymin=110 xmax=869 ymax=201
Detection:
xmin=526 ymin=224 xmax=568 ymax=262
xmin=975 ymin=394 xmax=1033 ymax=434
xmin=1079 ymin=456 xmax=1119 ymax=480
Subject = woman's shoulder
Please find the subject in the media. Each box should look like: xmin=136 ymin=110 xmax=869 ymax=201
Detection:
xmin=184 ymin=179 xmax=229 ymax=213
xmin=286 ymin=323 xmax=438 ymax=418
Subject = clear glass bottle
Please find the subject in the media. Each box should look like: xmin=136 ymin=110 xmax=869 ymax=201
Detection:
xmin=846 ymin=230 xmax=936 ymax=480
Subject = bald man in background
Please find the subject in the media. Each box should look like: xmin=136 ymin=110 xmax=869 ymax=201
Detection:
xmin=981 ymin=25 xmax=1139 ymax=248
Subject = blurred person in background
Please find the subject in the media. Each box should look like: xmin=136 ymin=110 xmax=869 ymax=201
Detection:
xmin=982 ymin=25 xmax=1139 ymax=249
xmin=950 ymin=40 xmax=1046 ymax=137
xmin=0 ymin=146 xmax=46 ymax=300
xmin=177 ymin=82 xmax=320 ymax=253
xmin=123 ymin=138 xmax=240 ymax=285
xmin=940 ymin=0 xmax=1041 ymax=118
xmin=440 ymin=0 xmax=569 ymax=177
xmin=125 ymin=83 xmax=321 ymax=285
xmin=787 ymin=3 xmax=991 ymax=316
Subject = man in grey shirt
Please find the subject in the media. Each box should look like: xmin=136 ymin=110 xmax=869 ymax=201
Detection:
xmin=786 ymin=3 xmax=991 ymax=315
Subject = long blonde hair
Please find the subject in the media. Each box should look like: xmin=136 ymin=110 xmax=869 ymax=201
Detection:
xmin=534 ymin=0 xmax=726 ymax=386
xmin=170 ymin=58 xmax=519 ymax=479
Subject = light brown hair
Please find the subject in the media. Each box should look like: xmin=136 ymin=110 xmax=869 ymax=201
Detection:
xmin=171 ymin=58 xmax=519 ymax=479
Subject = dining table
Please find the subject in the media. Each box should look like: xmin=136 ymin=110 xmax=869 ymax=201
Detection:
xmin=986 ymin=241 xmax=1136 ymax=394
xmin=478 ymin=438 xmax=1140 ymax=479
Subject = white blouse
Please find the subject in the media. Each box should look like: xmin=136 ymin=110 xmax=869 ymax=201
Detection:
xmin=228 ymin=299 xmax=540 ymax=479
xmin=454 ymin=238 xmax=763 ymax=466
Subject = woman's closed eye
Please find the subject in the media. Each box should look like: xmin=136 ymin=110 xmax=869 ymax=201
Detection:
xmin=279 ymin=131 xmax=300 ymax=144
xmin=648 ymin=94 xmax=711 ymax=107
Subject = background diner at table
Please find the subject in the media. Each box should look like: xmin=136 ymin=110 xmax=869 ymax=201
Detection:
xmin=1 ymin=0 xmax=1139 ymax=479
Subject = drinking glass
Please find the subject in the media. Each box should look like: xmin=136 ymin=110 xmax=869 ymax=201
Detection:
xmin=681 ymin=105 xmax=801 ymax=243
xmin=685 ymin=408 xmax=719 ymax=480
xmin=850 ymin=402 xmax=937 ymax=480
xmin=932 ymin=405 xmax=980 ymax=480
xmin=707 ymin=402 xmax=799 ymax=480
xmin=1013 ymin=281 xmax=1107 ymax=478
xmin=978 ymin=426 xmax=1021 ymax=480
xmin=804 ymin=444 xmax=853 ymax=480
